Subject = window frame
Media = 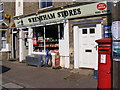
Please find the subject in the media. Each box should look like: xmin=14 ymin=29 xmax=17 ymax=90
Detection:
xmin=39 ymin=0 xmax=52 ymax=9
xmin=32 ymin=23 xmax=64 ymax=54
xmin=0 ymin=2 xmax=4 ymax=21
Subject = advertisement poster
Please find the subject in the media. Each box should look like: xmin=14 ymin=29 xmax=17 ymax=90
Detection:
xmin=111 ymin=21 xmax=120 ymax=40
xmin=112 ymin=42 xmax=120 ymax=61
xmin=104 ymin=25 xmax=111 ymax=38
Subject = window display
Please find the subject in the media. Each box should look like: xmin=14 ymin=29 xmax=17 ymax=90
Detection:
xmin=33 ymin=23 xmax=64 ymax=53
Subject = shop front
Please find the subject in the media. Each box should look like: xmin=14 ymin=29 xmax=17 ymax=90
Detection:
xmin=14 ymin=1 xmax=111 ymax=69
xmin=14 ymin=20 xmax=70 ymax=68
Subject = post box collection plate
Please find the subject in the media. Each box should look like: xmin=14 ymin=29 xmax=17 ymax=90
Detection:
xmin=100 ymin=54 xmax=106 ymax=64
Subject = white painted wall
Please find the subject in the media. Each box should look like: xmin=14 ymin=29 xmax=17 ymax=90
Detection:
xmin=19 ymin=29 xmax=24 ymax=62
xmin=59 ymin=20 xmax=70 ymax=68
xmin=95 ymin=24 xmax=102 ymax=70
xmin=28 ymin=27 xmax=33 ymax=55
xmin=73 ymin=26 xmax=79 ymax=69
xmin=15 ymin=0 xmax=23 ymax=16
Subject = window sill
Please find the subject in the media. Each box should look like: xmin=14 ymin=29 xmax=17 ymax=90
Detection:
xmin=0 ymin=49 xmax=10 ymax=52
xmin=37 ymin=6 xmax=54 ymax=13
xmin=32 ymin=51 xmax=56 ymax=56
xmin=32 ymin=52 xmax=46 ymax=55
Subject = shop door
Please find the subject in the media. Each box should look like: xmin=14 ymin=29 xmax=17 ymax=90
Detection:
xmin=79 ymin=27 xmax=99 ymax=69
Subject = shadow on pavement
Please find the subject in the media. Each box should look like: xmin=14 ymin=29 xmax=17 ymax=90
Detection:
xmin=0 ymin=65 xmax=11 ymax=74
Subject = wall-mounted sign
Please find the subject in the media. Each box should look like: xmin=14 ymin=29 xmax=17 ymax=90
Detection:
xmin=100 ymin=54 xmax=106 ymax=64
xmin=97 ymin=3 xmax=107 ymax=10
xmin=111 ymin=21 xmax=120 ymax=40
xmin=14 ymin=1 xmax=111 ymax=27
xmin=4 ymin=14 xmax=11 ymax=19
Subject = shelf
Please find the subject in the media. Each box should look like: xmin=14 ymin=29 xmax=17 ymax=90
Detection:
xmin=35 ymin=46 xmax=59 ymax=48
xmin=37 ymin=40 xmax=58 ymax=43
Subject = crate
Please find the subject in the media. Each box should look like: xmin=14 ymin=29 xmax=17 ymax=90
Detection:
xmin=26 ymin=55 xmax=44 ymax=67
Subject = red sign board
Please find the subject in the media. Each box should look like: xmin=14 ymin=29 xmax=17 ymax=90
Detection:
xmin=97 ymin=3 xmax=107 ymax=10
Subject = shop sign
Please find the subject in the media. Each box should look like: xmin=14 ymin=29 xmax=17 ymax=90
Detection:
xmin=14 ymin=1 xmax=110 ymax=27
xmin=97 ymin=3 xmax=107 ymax=10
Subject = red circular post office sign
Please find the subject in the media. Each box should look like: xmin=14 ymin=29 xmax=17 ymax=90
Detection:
xmin=97 ymin=3 xmax=107 ymax=10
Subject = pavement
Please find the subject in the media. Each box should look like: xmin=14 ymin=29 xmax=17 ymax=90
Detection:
xmin=1 ymin=60 xmax=97 ymax=89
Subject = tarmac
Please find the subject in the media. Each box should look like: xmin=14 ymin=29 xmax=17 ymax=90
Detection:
xmin=1 ymin=60 xmax=97 ymax=89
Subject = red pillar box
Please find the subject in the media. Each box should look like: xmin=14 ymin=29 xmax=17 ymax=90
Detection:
xmin=95 ymin=38 xmax=112 ymax=89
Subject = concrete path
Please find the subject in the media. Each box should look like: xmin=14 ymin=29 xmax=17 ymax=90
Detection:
xmin=1 ymin=60 xmax=97 ymax=88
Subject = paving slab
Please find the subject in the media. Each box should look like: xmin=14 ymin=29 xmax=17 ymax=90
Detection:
xmin=3 ymin=82 xmax=23 ymax=88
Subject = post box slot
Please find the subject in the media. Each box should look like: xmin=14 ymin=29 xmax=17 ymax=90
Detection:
xmin=98 ymin=49 xmax=109 ymax=51
xmin=85 ymin=50 xmax=92 ymax=52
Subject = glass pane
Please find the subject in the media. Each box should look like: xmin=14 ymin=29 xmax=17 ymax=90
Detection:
xmin=82 ymin=29 xmax=87 ymax=34
xmin=0 ymin=12 xmax=3 ymax=21
xmin=90 ymin=28 xmax=95 ymax=34
xmin=33 ymin=27 xmax=45 ymax=52
xmin=47 ymin=0 xmax=52 ymax=7
xmin=45 ymin=24 xmax=59 ymax=52
xmin=40 ymin=0 xmax=52 ymax=8
xmin=41 ymin=2 xmax=46 ymax=8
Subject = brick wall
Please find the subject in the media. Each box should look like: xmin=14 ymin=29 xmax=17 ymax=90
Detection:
xmin=4 ymin=2 xmax=15 ymax=26
xmin=22 ymin=2 xmax=74 ymax=16
xmin=23 ymin=2 xmax=39 ymax=16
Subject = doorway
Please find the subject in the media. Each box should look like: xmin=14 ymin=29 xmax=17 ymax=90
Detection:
xmin=74 ymin=24 xmax=102 ymax=69
xmin=79 ymin=27 xmax=98 ymax=69
xmin=13 ymin=32 xmax=18 ymax=59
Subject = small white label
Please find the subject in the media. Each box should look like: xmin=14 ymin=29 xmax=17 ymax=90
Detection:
xmin=100 ymin=54 xmax=106 ymax=63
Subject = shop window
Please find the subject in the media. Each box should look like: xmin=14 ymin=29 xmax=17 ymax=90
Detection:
xmin=33 ymin=24 xmax=64 ymax=53
xmin=40 ymin=0 xmax=52 ymax=8
xmin=33 ymin=26 xmax=45 ymax=52
xmin=82 ymin=29 xmax=87 ymax=34
xmin=90 ymin=28 xmax=95 ymax=34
